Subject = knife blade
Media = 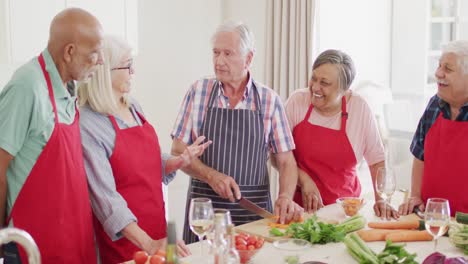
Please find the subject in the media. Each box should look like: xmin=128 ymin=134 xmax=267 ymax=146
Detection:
xmin=237 ymin=197 xmax=275 ymax=219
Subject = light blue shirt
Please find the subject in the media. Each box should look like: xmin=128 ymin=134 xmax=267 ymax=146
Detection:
xmin=79 ymin=101 xmax=175 ymax=241
xmin=0 ymin=49 xmax=76 ymax=216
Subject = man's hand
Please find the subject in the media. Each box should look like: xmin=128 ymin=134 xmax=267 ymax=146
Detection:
xmin=178 ymin=136 xmax=212 ymax=169
xmin=398 ymin=196 xmax=425 ymax=215
xmin=298 ymin=170 xmax=323 ymax=213
xmin=373 ymin=200 xmax=399 ymax=220
xmin=207 ymin=172 xmax=241 ymax=202
xmin=274 ymin=195 xmax=304 ymax=224
xmin=176 ymin=239 xmax=191 ymax=257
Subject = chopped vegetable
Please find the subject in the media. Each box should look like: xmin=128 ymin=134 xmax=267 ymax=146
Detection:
xmin=269 ymin=227 xmax=285 ymax=237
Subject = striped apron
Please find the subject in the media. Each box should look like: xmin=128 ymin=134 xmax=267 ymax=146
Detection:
xmin=183 ymin=81 xmax=272 ymax=243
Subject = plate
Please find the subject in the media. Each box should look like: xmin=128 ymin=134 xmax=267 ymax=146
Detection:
xmin=273 ymin=238 xmax=310 ymax=251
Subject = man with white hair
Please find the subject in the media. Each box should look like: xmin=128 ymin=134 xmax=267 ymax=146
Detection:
xmin=399 ymin=40 xmax=468 ymax=216
xmin=171 ymin=21 xmax=303 ymax=243
xmin=0 ymin=8 xmax=104 ymax=263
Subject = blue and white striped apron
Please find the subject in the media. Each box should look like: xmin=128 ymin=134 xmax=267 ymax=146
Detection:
xmin=183 ymin=80 xmax=272 ymax=243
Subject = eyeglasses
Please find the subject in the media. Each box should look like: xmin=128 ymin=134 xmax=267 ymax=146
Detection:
xmin=111 ymin=63 xmax=134 ymax=74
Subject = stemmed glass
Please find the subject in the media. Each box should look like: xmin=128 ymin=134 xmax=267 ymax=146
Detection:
xmin=424 ymin=198 xmax=450 ymax=251
xmin=189 ymin=197 xmax=214 ymax=255
xmin=375 ymin=167 xmax=397 ymax=220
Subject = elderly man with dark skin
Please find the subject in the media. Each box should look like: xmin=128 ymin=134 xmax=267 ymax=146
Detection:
xmin=171 ymin=21 xmax=303 ymax=244
xmin=0 ymin=8 xmax=104 ymax=264
xmin=399 ymin=40 xmax=468 ymax=216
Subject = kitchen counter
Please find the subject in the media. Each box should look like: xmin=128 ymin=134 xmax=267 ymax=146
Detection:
xmin=125 ymin=193 xmax=465 ymax=264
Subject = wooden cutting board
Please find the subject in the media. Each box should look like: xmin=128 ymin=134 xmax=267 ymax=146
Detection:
xmin=234 ymin=205 xmax=343 ymax=242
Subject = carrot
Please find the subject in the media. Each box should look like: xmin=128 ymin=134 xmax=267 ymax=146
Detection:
xmin=367 ymin=220 xmax=420 ymax=230
xmin=357 ymin=229 xmax=404 ymax=242
xmin=385 ymin=230 xmax=433 ymax=242
xmin=267 ymin=222 xmax=289 ymax=229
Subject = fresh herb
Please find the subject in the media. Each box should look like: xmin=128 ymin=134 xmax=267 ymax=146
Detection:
xmin=285 ymin=216 xmax=346 ymax=244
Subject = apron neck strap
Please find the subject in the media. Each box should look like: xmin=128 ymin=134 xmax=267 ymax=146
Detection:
xmin=340 ymin=96 xmax=348 ymax=131
xmin=38 ymin=53 xmax=59 ymax=124
xmin=208 ymin=80 xmax=262 ymax=111
xmin=303 ymin=95 xmax=348 ymax=131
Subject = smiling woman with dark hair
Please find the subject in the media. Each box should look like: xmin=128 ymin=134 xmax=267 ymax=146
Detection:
xmin=285 ymin=49 xmax=393 ymax=219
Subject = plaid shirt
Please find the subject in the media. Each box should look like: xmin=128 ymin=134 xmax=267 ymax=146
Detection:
xmin=171 ymin=76 xmax=295 ymax=153
xmin=411 ymin=94 xmax=468 ymax=161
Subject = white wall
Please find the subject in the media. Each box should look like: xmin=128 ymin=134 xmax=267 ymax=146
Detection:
xmin=221 ymin=0 xmax=267 ymax=83
xmin=316 ymin=0 xmax=392 ymax=89
xmin=134 ymin=0 xmax=222 ymax=238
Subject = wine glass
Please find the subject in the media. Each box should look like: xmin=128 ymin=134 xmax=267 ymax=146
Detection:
xmin=424 ymin=198 xmax=450 ymax=251
xmin=375 ymin=167 xmax=397 ymax=220
xmin=189 ymin=197 xmax=214 ymax=255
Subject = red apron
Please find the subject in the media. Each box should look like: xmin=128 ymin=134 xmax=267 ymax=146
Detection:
xmin=292 ymin=96 xmax=360 ymax=205
xmin=421 ymin=112 xmax=468 ymax=216
xmin=93 ymin=112 xmax=166 ymax=264
xmin=6 ymin=54 xmax=97 ymax=263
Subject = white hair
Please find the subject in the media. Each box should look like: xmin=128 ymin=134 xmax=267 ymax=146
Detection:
xmin=211 ymin=21 xmax=255 ymax=56
xmin=78 ymin=35 xmax=132 ymax=114
xmin=442 ymin=40 xmax=468 ymax=74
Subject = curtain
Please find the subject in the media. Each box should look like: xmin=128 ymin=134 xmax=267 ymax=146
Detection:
xmin=265 ymin=0 xmax=316 ymax=101
xmin=265 ymin=0 xmax=316 ymax=201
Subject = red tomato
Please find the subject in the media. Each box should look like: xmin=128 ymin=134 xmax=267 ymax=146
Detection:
xmin=237 ymin=233 xmax=249 ymax=240
xmin=133 ymin=251 xmax=148 ymax=264
xmin=236 ymin=244 xmax=247 ymax=250
xmin=247 ymin=236 xmax=257 ymax=246
xmin=235 ymin=237 xmax=247 ymax=245
xmin=255 ymin=238 xmax=264 ymax=249
xmin=149 ymin=254 xmax=165 ymax=264
xmin=247 ymin=245 xmax=256 ymax=251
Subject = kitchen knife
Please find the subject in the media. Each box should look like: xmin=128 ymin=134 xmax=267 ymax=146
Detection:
xmin=237 ymin=197 xmax=275 ymax=219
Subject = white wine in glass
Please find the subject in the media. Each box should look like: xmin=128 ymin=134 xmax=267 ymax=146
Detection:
xmin=375 ymin=167 xmax=397 ymax=220
xmin=425 ymin=198 xmax=450 ymax=251
xmin=189 ymin=197 xmax=214 ymax=255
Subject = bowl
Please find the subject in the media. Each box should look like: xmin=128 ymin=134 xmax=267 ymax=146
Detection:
xmin=238 ymin=248 xmax=260 ymax=264
xmin=273 ymin=238 xmax=309 ymax=251
xmin=336 ymin=197 xmax=365 ymax=217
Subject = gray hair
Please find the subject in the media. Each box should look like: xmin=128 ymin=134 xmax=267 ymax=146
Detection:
xmin=211 ymin=21 xmax=255 ymax=56
xmin=442 ymin=40 xmax=468 ymax=74
xmin=313 ymin=49 xmax=356 ymax=91
xmin=78 ymin=35 xmax=132 ymax=114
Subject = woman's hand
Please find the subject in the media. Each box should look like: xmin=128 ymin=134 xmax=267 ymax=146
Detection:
xmin=298 ymin=169 xmax=323 ymax=213
xmin=178 ymin=136 xmax=212 ymax=168
xmin=398 ymin=196 xmax=425 ymax=215
xmin=373 ymin=199 xmax=399 ymax=220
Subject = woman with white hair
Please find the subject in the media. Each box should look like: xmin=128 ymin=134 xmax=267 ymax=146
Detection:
xmin=78 ymin=35 xmax=209 ymax=263
xmin=285 ymin=49 xmax=394 ymax=218
xmin=399 ymin=40 xmax=468 ymax=216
